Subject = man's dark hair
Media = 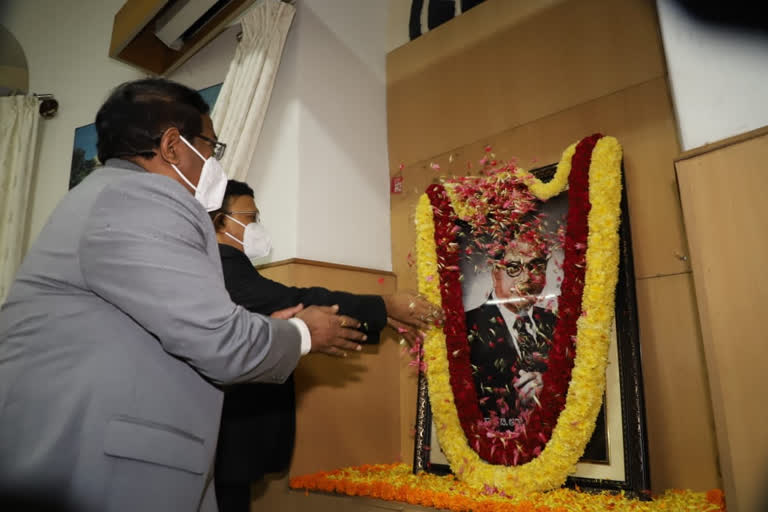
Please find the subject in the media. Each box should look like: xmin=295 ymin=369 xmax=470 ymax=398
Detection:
xmin=96 ymin=78 xmax=210 ymax=163
xmin=222 ymin=179 xmax=254 ymax=201
xmin=209 ymin=180 xmax=255 ymax=231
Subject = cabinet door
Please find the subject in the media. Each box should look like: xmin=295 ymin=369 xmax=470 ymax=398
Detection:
xmin=676 ymin=133 xmax=768 ymax=512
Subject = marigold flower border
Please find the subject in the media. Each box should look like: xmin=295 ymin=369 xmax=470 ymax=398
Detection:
xmin=414 ymin=136 xmax=623 ymax=494
xmin=289 ymin=463 xmax=725 ymax=512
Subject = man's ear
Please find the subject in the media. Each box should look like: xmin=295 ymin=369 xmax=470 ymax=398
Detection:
xmin=158 ymin=127 xmax=182 ymax=165
xmin=211 ymin=212 xmax=226 ymax=232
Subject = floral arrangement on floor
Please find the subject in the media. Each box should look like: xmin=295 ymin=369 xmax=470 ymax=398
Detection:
xmin=289 ymin=463 xmax=726 ymax=512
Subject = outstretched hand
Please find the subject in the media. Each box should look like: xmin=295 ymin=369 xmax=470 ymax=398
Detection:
xmin=383 ymin=291 xmax=444 ymax=345
xmin=387 ymin=316 xmax=424 ymax=346
xmin=383 ymin=291 xmax=444 ymax=330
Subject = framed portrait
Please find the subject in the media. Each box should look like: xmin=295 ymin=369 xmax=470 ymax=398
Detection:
xmin=68 ymin=82 xmax=225 ymax=189
xmin=412 ymin=155 xmax=650 ymax=496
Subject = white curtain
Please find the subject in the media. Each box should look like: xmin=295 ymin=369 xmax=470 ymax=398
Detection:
xmin=212 ymin=0 xmax=295 ymax=181
xmin=0 ymin=96 xmax=40 ymax=302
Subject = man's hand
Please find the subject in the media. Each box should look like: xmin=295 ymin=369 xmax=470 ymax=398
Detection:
xmin=296 ymin=305 xmax=366 ymax=357
xmin=270 ymin=303 xmax=304 ymax=319
xmin=383 ymin=291 xmax=444 ymax=331
xmin=387 ymin=316 xmax=424 ymax=346
xmin=514 ymin=370 xmax=543 ymax=406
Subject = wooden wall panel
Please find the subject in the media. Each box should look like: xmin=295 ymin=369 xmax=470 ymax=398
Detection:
xmin=635 ymin=273 xmax=720 ymax=492
xmin=390 ymin=78 xmax=687 ymax=280
xmin=387 ymin=0 xmax=666 ymax=168
xmin=676 ymin=132 xmax=768 ymax=512
xmin=257 ymin=260 xmax=401 ymax=477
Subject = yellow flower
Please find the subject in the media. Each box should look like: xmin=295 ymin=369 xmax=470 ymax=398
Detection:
xmin=514 ymin=142 xmax=576 ymax=201
xmin=290 ymin=463 xmax=723 ymax=512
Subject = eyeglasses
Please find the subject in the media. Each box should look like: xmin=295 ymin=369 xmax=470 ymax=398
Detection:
xmin=196 ymin=134 xmax=227 ymax=161
xmin=496 ymin=258 xmax=548 ymax=278
xmin=222 ymin=210 xmax=260 ymax=224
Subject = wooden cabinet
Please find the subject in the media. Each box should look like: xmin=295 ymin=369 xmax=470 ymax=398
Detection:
xmin=676 ymin=128 xmax=768 ymax=512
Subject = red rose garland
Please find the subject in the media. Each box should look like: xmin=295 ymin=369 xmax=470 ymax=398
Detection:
xmin=426 ymin=134 xmax=604 ymax=465
xmin=517 ymin=133 xmax=601 ymax=461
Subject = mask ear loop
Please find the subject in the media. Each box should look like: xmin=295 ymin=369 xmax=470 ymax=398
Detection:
xmin=179 ymin=135 xmax=207 ymax=161
xmin=223 ymin=214 xmax=247 ymax=247
xmin=170 ymin=135 xmax=207 ymax=190
xmin=223 ymin=231 xmax=245 ymax=247
xmin=172 ymin=164 xmax=197 ymax=191
xmin=224 ymin=214 xmax=248 ymax=229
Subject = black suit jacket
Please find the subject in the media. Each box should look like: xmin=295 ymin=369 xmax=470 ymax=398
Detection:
xmin=215 ymin=244 xmax=387 ymax=484
xmin=465 ymin=302 xmax=555 ymax=421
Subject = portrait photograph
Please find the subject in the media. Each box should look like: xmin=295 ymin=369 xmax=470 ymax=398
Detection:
xmin=413 ymin=158 xmax=648 ymax=494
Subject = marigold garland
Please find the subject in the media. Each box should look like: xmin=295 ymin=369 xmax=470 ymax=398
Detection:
xmin=290 ymin=463 xmax=725 ymax=512
xmin=514 ymin=142 xmax=576 ymax=201
xmin=433 ymin=135 xmax=600 ymax=466
xmin=414 ymin=135 xmax=624 ymax=494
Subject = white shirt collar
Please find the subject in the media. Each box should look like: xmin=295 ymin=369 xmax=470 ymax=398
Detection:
xmin=490 ymin=290 xmax=536 ymax=359
xmin=490 ymin=290 xmax=533 ymax=327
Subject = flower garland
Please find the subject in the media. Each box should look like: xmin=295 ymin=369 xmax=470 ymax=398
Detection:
xmin=429 ymin=135 xmax=600 ymax=466
xmin=415 ymin=135 xmax=624 ymax=494
xmin=289 ymin=463 xmax=725 ymax=512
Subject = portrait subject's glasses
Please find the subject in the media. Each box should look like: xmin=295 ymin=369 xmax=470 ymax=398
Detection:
xmin=195 ymin=134 xmax=227 ymax=161
xmin=497 ymin=258 xmax=548 ymax=278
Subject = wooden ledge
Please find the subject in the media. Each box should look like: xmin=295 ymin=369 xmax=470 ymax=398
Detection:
xmin=255 ymin=257 xmax=396 ymax=277
xmin=676 ymin=124 xmax=768 ymax=162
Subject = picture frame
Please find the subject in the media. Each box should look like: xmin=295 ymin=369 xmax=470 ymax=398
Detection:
xmin=412 ymin=162 xmax=650 ymax=496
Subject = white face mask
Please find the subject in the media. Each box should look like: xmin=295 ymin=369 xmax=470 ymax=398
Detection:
xmin=224 ymin=215 xmax=273 ymax=259
xmin=171 ymin=135 xmax=227 ymax=212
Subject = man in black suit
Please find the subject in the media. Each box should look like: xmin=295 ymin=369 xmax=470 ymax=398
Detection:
xmin=209 ymin=180 xmax=442 ymax=511
xmin=465 ymin=236 xmax=555 ymax=426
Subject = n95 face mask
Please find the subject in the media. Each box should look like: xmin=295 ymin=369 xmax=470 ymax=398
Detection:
xmin=224 ymin=215 xmax=273 ymax=259
xmin=171 ymin=135 xmax=228 ymax=212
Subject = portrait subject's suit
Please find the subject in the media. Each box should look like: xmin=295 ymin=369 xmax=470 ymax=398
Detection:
xmin=0 ymin=159 xmax=301 ymax=512
xmin=465 ymin=301 xmax=555 ymax=420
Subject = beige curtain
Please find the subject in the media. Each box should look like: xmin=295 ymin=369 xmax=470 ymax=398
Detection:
xmin=0 ymin=95 xmax=40 ymax=302
xmin=212 ymin=0 xmax=295 ymax=181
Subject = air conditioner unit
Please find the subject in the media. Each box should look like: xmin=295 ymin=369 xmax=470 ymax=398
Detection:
xmin=109 ymin=0 xmax=256 ymax=76
xmin=155 ymin=0 xmax=228 ymax=50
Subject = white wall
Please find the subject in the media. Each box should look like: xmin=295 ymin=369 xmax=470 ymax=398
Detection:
xmin=657 ymin=0 xmax=768 ymax=150
xmin=4 ymin=0 xmax=392 ymax=271
xmin=244 ymin=17 xmax=301 ymax=263
xmin=295 ymin=0 xmax=390 ymax=270
xmin=247 ymin=0 xmax=392 ymax=270
xmin=388 ymin=0 xmax=413 ymax=52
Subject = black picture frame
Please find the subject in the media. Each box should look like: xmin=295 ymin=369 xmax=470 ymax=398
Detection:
xmin=412 ymin=163 xmax=650 ymax=496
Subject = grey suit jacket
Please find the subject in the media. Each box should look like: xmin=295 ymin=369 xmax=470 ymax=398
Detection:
xmin=0 ymin=159 xmax=301 ymax=512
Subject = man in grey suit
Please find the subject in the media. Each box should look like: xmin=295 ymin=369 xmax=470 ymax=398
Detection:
xmin=0 ymin=79 xmax=366 ymax=511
